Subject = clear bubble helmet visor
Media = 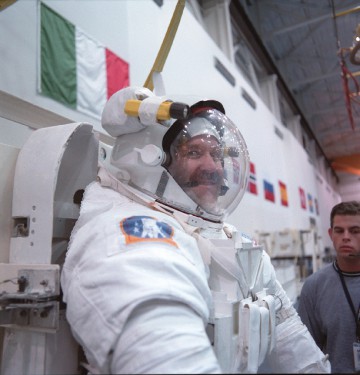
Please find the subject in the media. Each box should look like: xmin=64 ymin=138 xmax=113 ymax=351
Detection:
xmin=162 ymin=107 xmax=250 ymax=221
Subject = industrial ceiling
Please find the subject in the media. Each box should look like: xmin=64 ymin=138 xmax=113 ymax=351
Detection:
xmin=231 ymin=0 xmax=360 ymax=181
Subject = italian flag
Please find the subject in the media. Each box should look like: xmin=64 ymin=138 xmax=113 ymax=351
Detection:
xmin=40 ymin=2 xmax=129 ymax=119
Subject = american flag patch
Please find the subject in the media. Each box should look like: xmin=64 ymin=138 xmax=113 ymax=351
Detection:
xmin=120 ymin=216 xmax=178 ymax=247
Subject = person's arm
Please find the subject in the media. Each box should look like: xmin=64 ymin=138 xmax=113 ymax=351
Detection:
xmin=110 ymin=299 xmax=221 ymax=374
xmin=297 ymin=279 xmax=326 ymax=350
xmin=262 ymin=254 xmax=331 ymax=373
xmin=61 ymin=190 xmax=222 ymax=374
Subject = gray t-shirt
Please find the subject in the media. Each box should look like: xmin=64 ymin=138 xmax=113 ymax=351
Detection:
xmin=297 ymin=261 xmax=360 ymax=373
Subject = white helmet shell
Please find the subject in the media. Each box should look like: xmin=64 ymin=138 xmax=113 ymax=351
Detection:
xmin=102 ymin=89 xmax=250 ymax=222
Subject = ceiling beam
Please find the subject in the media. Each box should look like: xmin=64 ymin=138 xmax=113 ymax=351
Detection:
xmin=265 ymin=14 xmax=330 ymax=40
xmin=289 ymin=71 xmax=340 ymax=90
xmin=261 ymin=3 xmax=360 ymax=39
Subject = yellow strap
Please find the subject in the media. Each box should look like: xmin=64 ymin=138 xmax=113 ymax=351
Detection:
xmin=143 ymin=0 xmax=186 ymax=91
xmin=0 ymin=0 xmax=17 ymax=12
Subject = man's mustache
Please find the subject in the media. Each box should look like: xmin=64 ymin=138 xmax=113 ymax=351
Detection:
xmin=181 ymin=171 xmax=223 ymax=188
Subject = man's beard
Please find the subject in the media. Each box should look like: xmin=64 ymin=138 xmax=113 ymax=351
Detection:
xmin=180 ymin=170 xmax=223 ymax=214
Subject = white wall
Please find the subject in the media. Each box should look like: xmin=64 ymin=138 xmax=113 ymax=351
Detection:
xmin=0 ymin=0 xmax=342 ymax=252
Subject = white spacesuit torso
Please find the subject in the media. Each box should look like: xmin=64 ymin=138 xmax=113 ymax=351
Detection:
xmin=83 ymin=166 xmax=330 ymax=374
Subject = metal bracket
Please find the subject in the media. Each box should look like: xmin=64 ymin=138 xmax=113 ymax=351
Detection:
xmin=12 ymin=216 xmax=30 ymax=237
xmin=0 ymin=300 xmax=59 ymax=332
xmin=0 ymin=264 xmax=60 ymax=332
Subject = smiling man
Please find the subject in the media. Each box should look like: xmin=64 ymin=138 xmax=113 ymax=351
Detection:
xmin=298 ymin=201 xmax=360 ymax=373
xmin=166 ymin=115 xmax=226 ymax=214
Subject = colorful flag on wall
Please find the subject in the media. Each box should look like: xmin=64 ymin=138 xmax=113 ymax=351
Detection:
xmin=299 ymin=187 xmax=306 ymax=209
xmin=279 ymin=180 xmax=288 ymax=207
xmin=315 ymin=198 xmax=319 ymax=215
xmin=40 ymin=2 xmax=129 ymax=119
xmin=247 ymin=161 xmax=258 ymax=195
xmin=308 ymin=193 xmax=314 ymax=213
xmin=263 ymin=180 xmax=275 ymax=202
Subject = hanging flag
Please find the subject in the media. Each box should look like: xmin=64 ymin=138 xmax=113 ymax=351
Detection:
xmin=308 ymin=193 xmax=314 ymax=213
xmin=263 ymin=180 xmax=275 ymax=202
xmin=299 ymin=187 xmax=306 ymax=209
xmin=247 ymin=161 xmax=258 ymax=195
xmin=315 ymin=198 xmax=319 ymax=215
xmin=40 ymin=2 xmax=129 ymax=119
xmin=279 ymin=180 xmax=288 ymax=207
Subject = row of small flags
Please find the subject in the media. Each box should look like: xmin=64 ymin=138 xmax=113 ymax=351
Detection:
xmin=247 ymin=162 xmax=319 ymax=215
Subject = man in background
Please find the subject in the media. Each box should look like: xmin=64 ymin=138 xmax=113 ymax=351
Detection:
xmin=298 ymin=200 xmax=360 ymax=373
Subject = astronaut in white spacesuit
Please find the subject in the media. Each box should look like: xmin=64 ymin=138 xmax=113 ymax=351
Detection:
xmin=60 ymin=86 xmax=331 ymax=374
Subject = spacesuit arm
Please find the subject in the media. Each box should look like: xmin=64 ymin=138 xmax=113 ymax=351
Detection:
xmin=263 ymin=254 xmax=331 ymax=373
xmin=110 ymin=299 xmax=221 ymax=374
xmin=61 ymin=181 xmax=222 ymax=373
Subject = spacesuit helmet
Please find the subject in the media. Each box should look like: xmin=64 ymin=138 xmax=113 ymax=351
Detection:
xmin=102 ymin=87 xmax=249 ymax=222
xmin=162 ymin=101 xmax=250 ymax=220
